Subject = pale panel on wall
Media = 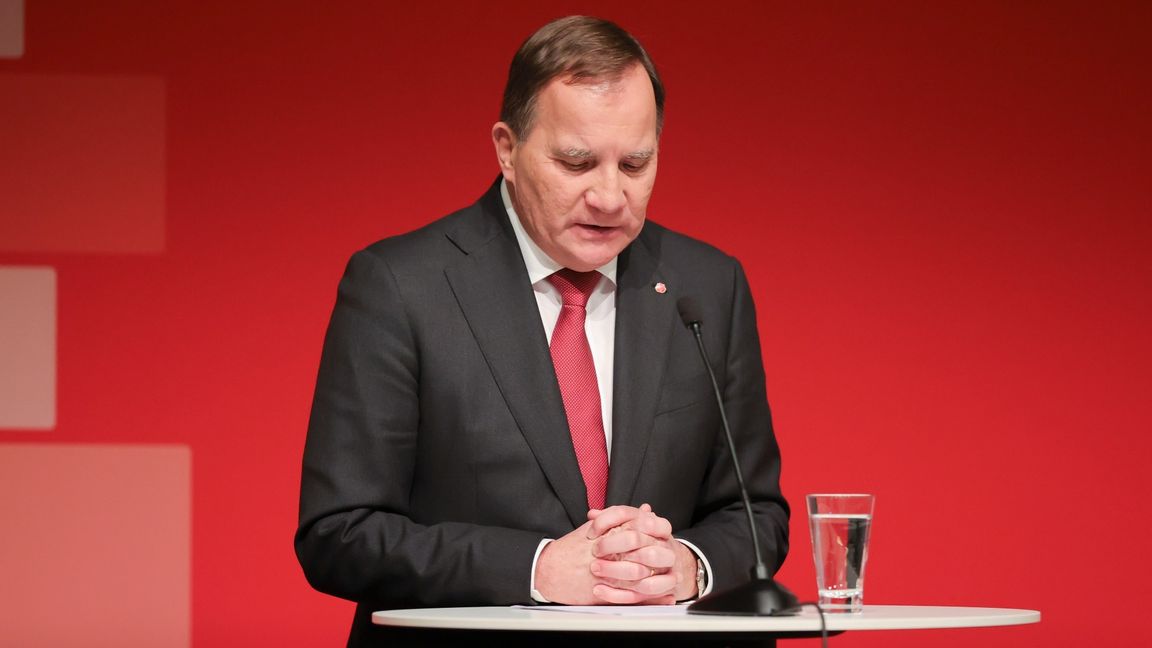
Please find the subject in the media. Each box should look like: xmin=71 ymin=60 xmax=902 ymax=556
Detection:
xmin=0 ymin=266 xmax=55 ymax=429
xmin=0 ymin=74 xmax=165 ymax=253
xmin=0 ymin=444 xmax=190 ymax=647
xmin=0 ymin=0 xmax=22 ymax=58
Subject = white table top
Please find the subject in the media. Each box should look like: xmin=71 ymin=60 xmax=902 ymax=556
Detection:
xmin=373 ymin=604 xmax=1040 ymax=633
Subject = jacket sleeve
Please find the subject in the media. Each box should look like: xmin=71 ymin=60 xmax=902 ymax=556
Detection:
xmin=294 ymin=249 xmax=545 ymax=607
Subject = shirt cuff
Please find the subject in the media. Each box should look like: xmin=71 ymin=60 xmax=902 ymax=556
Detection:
xmin=676 ymin=538 xmax=714 ymax=599
xmin=529 ymin=538 xmax=554 ymax=603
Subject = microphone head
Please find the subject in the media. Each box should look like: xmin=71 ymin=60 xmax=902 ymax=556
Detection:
xmin=677 ymin=297 xmax=703 ymax=328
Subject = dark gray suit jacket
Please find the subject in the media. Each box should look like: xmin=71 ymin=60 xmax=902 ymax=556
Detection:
xmin=296 ymin=180 xmax=789 ymax=646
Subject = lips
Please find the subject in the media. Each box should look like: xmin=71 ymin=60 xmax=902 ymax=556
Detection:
xmin=573 ymin=223 xmax=621 ymax=240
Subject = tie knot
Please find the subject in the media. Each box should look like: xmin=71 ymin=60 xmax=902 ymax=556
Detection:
xmin=548 ymin=269 xmax=600 ymax=307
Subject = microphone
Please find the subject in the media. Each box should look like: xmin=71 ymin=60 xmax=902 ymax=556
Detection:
xmin=677 ymin=297 xmax=800 ymax=616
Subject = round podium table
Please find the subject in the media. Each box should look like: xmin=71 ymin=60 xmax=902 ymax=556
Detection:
xmin=373 ymin=604 xmax=1039 ymax=645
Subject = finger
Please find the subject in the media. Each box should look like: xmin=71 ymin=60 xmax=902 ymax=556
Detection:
xmin=591 ymin=558 xmax=662 ymax=581
xmin=591 ymin=583 xmax=676 ymax=605
xmin=631 ymin=572 xmax=679 ymax=597
xmin=597 ymin=507 xmax=672 ymax=539
xmin=627 ymin=511 xmax=673 ymax=539
xmin=597 ymin=572 xmax=679 ymax=597
xmin=616 ymin=544 xmax=677 ymax=570
xmin=591 ymin=584 xmax=646 ymax=605
xmin=586 ymin=505 xmax=644 ymax=538
xmin=593 ymin=529 xmax=655 ymax=557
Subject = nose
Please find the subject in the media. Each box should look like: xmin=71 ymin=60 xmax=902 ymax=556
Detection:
xmin=584 ymin=167 xmax=626 ymax=214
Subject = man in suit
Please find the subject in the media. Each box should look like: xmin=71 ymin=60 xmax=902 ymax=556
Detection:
xmin=296 ymin=16 xmax=789 ymax=646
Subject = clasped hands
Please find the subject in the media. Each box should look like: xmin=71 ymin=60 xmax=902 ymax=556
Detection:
xmin=533 ymin=503 xmax=697 ymax=605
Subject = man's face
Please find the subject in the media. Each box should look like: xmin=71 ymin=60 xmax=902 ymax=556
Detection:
xmin=493 ymin=64 xmax=659 ymax=272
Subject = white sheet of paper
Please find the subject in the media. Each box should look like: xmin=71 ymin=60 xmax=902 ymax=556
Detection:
xmin=512 ymin=604 xmax=689 ymax=616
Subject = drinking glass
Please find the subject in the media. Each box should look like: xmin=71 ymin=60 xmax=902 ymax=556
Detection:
xmin=806 ymin=493 xmax=875 ymax=612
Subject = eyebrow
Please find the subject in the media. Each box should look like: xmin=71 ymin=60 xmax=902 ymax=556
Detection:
xmin=557 ymin=147 xmax=593 ymax=159
xmin=555 ymin=147 xmax=656 ymax=160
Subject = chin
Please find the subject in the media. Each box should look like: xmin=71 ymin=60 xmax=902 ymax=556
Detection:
xmin=555 ymin=238 xmax=631 ymax=271
xmin=563 ymin=260 xmax=606 ymax=273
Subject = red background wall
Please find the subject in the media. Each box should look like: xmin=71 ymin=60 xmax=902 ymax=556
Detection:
xmin=2 ymin=1 xmax=1149 ymax=645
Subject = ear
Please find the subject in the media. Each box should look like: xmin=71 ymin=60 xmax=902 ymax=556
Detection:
xmin=491 ymin=121 xmax=518 ymax=182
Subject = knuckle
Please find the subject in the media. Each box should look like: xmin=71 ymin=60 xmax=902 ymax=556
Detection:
xmin=636 ymin=545 xmax=670 ymax=566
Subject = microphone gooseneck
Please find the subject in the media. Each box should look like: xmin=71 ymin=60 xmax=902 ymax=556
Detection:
xmin=677 ymin=297 xmax=800 ymax=616
xmin=676 ymin=297 xmax=768 ymax=580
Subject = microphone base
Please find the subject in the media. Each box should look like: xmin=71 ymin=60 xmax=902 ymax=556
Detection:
xmin=687 ymin=579 xmax=801 ymax=616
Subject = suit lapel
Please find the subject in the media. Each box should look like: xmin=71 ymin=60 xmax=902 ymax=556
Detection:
xmin=607 ymin=231 xmax=678 ymax=505
xmin=443 ymin=189 xmax=589 ymax=527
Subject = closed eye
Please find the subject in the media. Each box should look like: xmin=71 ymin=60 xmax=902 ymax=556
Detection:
xmin=560 ymin=159 xmax=591 ymax=172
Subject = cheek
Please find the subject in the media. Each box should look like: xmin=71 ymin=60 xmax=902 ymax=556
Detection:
xmin=540 ymin=182 xmax=585 ymax=228
xmin=521 ymin=169 xmax=557 ymax=223
xmin=628 ymin=182 xmax=655 ymax=218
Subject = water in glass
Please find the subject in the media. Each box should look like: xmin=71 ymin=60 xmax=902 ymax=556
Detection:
xmin=809 ymin=512 xmax=871 ymax=612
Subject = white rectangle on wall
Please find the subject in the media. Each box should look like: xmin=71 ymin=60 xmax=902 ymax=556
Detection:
xmin=0 ymin=443 xmax=191 ymax=647
xmin=0 ymin=0 xmax=24 ymax=58
xmin=0 ymin=266 xmax=55 ymax=429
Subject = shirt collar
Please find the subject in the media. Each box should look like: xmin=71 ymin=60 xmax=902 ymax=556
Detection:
xmin=501 ymin=179 xmax=618 ymax=286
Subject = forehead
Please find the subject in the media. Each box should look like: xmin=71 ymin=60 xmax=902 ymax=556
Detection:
xmin=529 ymin=65 xmax=659 ymax=148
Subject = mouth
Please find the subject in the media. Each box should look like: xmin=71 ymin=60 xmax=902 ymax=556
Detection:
xmin=572 ymin=223 xmax=621 ymax=241
xmin=575 ymin=223 xmax=617 ymax=234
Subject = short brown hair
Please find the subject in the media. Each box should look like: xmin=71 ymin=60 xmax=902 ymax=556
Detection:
xmin=500 ymin=16 xmax=665 ymax=139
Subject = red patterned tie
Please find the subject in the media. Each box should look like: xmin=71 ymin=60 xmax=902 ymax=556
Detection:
xmin=547 ymin=269 xmax=609 ymax=510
